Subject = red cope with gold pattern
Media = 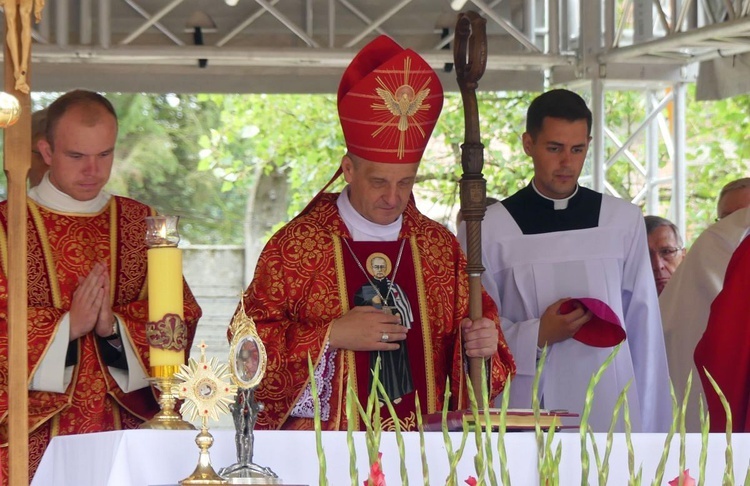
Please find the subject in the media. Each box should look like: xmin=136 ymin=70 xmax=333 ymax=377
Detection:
xmin=0 ymin=196 xmax=202 ymax=483
xmin=237 ymin=193 xmax=515 ymax=431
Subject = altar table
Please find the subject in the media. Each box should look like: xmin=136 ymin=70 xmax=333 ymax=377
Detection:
xmin=32 ymin=429 xmax=750 ymax=485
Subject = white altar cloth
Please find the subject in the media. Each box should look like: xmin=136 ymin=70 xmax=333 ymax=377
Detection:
xmin=32 ymin=429 xmax=750 ymax=485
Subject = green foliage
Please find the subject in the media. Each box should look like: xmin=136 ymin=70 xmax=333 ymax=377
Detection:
xmin=195 ymin=93 xmax=343 ymax=222
xmin=105 ymin=93 xmax=242 ymax=245
xmin=3 ymin=88 xmax=747 ymax=246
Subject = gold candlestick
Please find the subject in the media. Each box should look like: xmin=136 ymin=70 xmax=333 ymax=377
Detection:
xmin=141 ymin=365 xmax=195 ymax=430
xmin=141 ymin=215 xmax=194 ymax=430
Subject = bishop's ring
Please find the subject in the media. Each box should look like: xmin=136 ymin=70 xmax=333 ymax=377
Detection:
xmin=380 ymin=333 xmax=389 ymax=343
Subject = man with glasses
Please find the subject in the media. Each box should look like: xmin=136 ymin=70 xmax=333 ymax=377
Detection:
xmin=644 ymin=216 xmax=686 ymax=295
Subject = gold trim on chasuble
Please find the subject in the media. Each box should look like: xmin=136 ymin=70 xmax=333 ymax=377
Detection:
xmin=105 ymin=200 xmax=124 ymax=429
xmin=410 ymin=236 xmax=436 ymax=412
xmin=0 ymin=222 xmax=6 ymax=274
xmin=332 ymin=236 xmax=356 ymax=430
xmin=28 ymin=202 xmax=70 ymax=438
xmin=28 ymin=202 xmax=62 ymax=308
xmin=108 ymin=201 xmax=118 ymax=303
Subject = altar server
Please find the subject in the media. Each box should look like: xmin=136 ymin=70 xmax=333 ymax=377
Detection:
xmin=462 ymin=89 xmax=672 ymax=432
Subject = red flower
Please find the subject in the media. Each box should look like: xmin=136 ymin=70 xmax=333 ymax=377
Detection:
xmin=465 ymin=476 xmax=478 ymax=485
xmin=363 ymin=453 xmax=386 ymax=486
xmin=668 ymin=469 xmax=696 ymax=486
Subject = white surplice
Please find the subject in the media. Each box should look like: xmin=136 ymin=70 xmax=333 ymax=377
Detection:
xmin=464 ymin=185 xmax=672 ymax=433
xmin=659 ymin=205 xmax=750 ymax=432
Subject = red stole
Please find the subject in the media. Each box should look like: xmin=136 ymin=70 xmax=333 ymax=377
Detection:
xmin=341 ymin=238 xmax=427 ymax=431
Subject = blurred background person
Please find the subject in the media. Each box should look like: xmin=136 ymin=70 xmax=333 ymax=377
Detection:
xmin=29 ymin=107 xmax=48 ymax=188
xmin=717 ymin=177 xmax=750 ymax=220
xmin=661 ymin=191 xmax=750 ymax=432
xmin=644 ymin=215 xmax=685 ymax=295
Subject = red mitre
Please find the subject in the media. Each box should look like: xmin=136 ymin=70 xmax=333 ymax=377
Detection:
xmin=337 ymin=35 xmax=443 ymax=163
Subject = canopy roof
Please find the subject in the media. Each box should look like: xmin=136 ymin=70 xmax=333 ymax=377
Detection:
xmin=15 ymin=0 xmax=750 ymax=95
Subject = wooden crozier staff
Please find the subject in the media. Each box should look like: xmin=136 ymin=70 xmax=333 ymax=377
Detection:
xmin=2 ymin=1 xmax=38 ymax=484
xmin=454 ymin=11 xmax=489 ymax=409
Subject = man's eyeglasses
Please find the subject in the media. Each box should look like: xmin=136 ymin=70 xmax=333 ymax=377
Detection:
xmin=649 ymin=247 xmax=683 ymax=262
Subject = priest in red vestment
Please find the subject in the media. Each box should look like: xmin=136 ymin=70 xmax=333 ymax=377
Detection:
xmin=233 ymin=35 xmax=516 ymax=432
xmin=0 ymin=90 xmax=202 ymax=482
xmin=694 ymin=234 xmax=750 ymax=432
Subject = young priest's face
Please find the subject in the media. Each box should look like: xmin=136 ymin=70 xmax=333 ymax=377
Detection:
xmin=39 ymin=105 xmax=117 ymax=202
xmin=523 ymin=116 xmax=590 ymax=200
xmin=342 ymin=154 xmax=419 ymax=225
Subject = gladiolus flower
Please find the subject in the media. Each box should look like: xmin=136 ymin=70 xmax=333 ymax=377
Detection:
xmin=363 ymin=452 xmax=386 ymax=486
xmin=668 ymin=469 xmax=696 ymax=486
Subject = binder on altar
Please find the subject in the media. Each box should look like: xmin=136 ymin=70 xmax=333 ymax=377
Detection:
xmin=421 ymin=409 xmax=579 ymax=432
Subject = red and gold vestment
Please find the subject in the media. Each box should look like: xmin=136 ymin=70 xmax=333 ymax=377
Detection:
xmin=0 ymin=196 xmax=202 ymax=482
xmin=238 ymin=193 xmax=515 ymax=431
xmin=695 ymin=235 xmax=750 ymax=432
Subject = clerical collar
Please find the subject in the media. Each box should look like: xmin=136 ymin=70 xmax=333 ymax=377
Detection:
xmin=28 ymin=172 xmax=111 ymax=214
xmin=337 ymin=186 xmax=402 ymax=242
xmin=531 ymin=180 xmax=579 ymax=210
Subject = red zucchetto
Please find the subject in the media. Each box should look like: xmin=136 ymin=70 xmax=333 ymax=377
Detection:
xmin=337 ymin=35 xmax=443 ymax=164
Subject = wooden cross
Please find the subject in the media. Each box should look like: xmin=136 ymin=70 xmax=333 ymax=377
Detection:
xmin=2 ymin=0 xmax=41 ymax=483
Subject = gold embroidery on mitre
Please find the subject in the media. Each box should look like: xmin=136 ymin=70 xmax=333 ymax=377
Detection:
xmin=371 ymin=56 xmax=432 ymax=159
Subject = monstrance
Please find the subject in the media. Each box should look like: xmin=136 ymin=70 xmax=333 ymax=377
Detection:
xmin=173 ymin=341 xmax=238 ymax=485
xmin=219 ymin=299 xmax=281 ymax=484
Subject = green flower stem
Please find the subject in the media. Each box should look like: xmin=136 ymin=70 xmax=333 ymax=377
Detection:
xmin=479 ymin=362 xmax=498 ymax=486
xmin=466 ymin=373 xmax=486 ymax=486
xmin=449 ymin=424 xmax=470 ymax=486
xmin=368 ymin=357 xmax=383 ymax=467
xmin=704 ymin=370 xmax=734 ymax=486
xmin=375 ymin=380 xmax=408 ymax=486
xmin=580 ymin=344 xmax=621 ymax=486
xmin=307 ymin=353 xmax=328 ymax=486
xmin=600 ymin=382 xmax=631 ymax=485
xmin=440 ymin=379 xmax=457 ymax=486
xmin=699 ymin=395 xmax=709 ymax=486
xmin=622 ymin=396 xmax=641 ymax=486
xmin=587 ymin=426 xmax=601 ymax=485
xmin=650 ymin=382 xmax=679 ymax=486
xmin=544 ymin=416 xmax=560 ymax=484
xmin=678 ymin=373 xmax=693 ymax=486
xmin=346 ymin=375 xmax=358 ymax=486
xmin=415 ymin=393 xmax=430 ymax=486
xmin=496 ymin=377 xmax=512 ymax=486
xmin=532 ymin=346 xmax=548 ymax=482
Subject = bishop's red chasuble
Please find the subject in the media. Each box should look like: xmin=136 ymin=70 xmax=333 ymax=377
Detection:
xmin=0 ymin=196 xmax=202 ymax=482
xmin=694 ymin=235 xmax=750 ymax=432
xmin=239 ymin=193 xmax=515 ymax=431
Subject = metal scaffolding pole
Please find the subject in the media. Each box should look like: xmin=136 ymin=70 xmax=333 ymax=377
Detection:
xmin=591 ymin=79 xmax=606 ymax=193
xmin=646 ymin=90 xmax=660 ymax=215
xmin=672 ymin=82 xmax=688 ymax=243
